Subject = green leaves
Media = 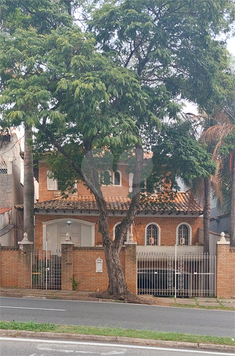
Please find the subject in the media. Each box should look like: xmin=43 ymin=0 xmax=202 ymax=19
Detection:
xmin=89 ymin=0 xmax=235 ymax=112
xmin=151 ymin=121 xmax=217 ymax=189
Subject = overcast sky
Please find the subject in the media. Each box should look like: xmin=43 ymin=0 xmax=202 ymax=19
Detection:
xmin=227 ymin=37 xmax=235 ymax=56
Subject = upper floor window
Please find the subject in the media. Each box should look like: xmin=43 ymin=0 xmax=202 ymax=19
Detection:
xmin=146 ymin=223 xmax=159 ymax=245
xmin=100 ymin=170 xmax=111 ymax=186
xmin=47 ymin=170 xmax=58 ymax=190
xmin=113 ymin=171 xmax=121 ymax=186
xmin=129 ymin=173 xmax=134 ymax=192
xmin=113 ymin=222 xmax=128 ymax=243
xmin=177 ymin=224 xmax=190 ymax=245
xmin=0 ymin=160 xmax=7 ymax=174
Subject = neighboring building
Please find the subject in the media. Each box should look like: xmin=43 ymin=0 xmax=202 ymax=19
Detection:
xmin=15 ymin=159 xmax=204 ymax=254
xmin=210 ymin=196 xmax=230 ymax=235
xmin=0 ymin=130 xmax=24 ymax=246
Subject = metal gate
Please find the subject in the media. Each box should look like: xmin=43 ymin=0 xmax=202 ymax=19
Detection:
xmin=137 ymin=252 xmax=216 ymax=297
xmin=31 ymin=250 xmax=61 ymax=290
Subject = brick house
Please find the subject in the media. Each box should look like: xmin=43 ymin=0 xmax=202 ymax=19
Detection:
xmin=25 ymin=159 xmax=204 ymax=254
xmin=5 ymin=157 xmax=235 ymax=298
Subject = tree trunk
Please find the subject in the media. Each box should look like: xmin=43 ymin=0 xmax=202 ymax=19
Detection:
xmin=23 ymin=126 xmax=34 ymax=242
xmin=94 ymin=146 xmax=143 ymax=300
xmin=203 ymin=177 xmax=211 ymax=253
xmin=230 ymin=152 xmax=235 ymax=247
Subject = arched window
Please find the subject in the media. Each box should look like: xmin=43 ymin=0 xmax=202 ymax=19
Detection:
xmin=113 ymin=222 xmax=127 ymax=243
xmin=146 ymin=224 xmax=158 ymax=245
xmin=113 ymin=171 xmax=121 ymax=186
xmin=178 ymin=224 xmax=189 ymax=245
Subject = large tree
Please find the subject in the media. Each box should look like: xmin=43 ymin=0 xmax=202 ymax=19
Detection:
xmin=0 ymin=24 xmax=156 ymax=300
xmin=1 ymin=0 xmax=235 ymax=299
xmin=87 ymin=0 xmax=235 ymax=112
xmin=0 ymin=0 xmax=74 ymax=242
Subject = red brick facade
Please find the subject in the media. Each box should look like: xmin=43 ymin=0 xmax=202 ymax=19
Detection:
xmin=35 ymin=213 xmax=202 ymax=250
xmin=35 ymin=160 xmax=204 ymax=249
xmin=217 ymin=243 xmax=235 ymax=298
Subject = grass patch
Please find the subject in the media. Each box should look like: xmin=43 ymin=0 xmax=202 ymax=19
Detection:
xmin=0 ymin=320 xmax=235 ymax=346
xmin=174 ymin=303 xmax=235 ymax=311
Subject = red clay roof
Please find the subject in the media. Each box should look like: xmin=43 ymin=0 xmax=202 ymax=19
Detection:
xmin=16 ymin=191 xmax=202 ymax=215
xmin=0 ymin=207 xmax=11 ymax=214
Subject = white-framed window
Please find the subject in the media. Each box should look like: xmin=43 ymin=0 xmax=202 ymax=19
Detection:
xmin=100 ymin=170 xmax=111 ymax=186
xmin=145 ymin=223 xmax=160 ymax=246
xmin=176 ymin=223 xmax=192 ymax=245
xmin=113 ymin=171 xmax=122 ymax=186
xmin=47 ymin=170 xmax=58 ymax=190
xmin=113 ymin=222 xmax=128 ymax=243
xmin=129 ymin=173 xmax=134 ymax=192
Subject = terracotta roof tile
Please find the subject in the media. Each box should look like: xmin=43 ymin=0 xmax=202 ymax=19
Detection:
xmin=20 ymin=192 xmax=203 ymax=215
xmin=0 ymin=208 xmax=11 ymax=214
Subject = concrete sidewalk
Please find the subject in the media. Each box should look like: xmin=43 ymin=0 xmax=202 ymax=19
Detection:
xmin=1 ymin=287 xmax=235 ymax=309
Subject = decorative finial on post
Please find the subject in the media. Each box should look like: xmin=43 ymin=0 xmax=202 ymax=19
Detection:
xmin=22 ymin=232 xmax=29 ymax=242
xmin=220 ymin=231 xmax=226 ymax=242
xmin=18 ymin=232 xmax=33 ymax=246
xmin=65 ymin=232 xmax=71 ymax=241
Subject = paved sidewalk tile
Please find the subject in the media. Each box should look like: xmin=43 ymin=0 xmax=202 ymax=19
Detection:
xmin=175 ymin=298 xmax=197 ymax=305
xmin=220 ymin=300 xmax=235 ymax=308
xmin=198 ymin=302 xmax=221 ymax=307
xmin=197 ymin=298 xmax=218 ymax=302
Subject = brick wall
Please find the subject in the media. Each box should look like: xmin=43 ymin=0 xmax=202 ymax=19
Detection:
xmin=35 ymin=214 xmax=202 ymax=250
xmin=0 ymin=245 xmax=32 ymax=289
xmin=217 ymin=243 xmax=235 ymax=298
xmin=1 ymin=241 xmax=235 ymax=298
xmin=72 ymin=247 xmax=109 ymax=292
xmin=0 ymin=247 xmax=19 ymax=287
xmin=61 ymin=244 xmax=135 ymax=293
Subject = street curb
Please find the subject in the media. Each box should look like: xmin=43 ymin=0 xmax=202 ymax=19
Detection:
xmin=0 ymin=330 xmax=235 ymax=352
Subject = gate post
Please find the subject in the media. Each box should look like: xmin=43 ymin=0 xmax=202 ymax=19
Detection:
xmin=217 ymin=232 xmax=234 ymax=298
xmin=124 ymin=239 xmax=137 ymax=294
xmin=61 ymin=237 xmax=74 ymax=291
xmin=18 ymin=233 xmax=33 ymax=288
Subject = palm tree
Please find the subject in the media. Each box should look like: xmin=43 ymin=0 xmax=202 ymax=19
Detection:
xmin=200 ymin=109 xmax=235 ymax=247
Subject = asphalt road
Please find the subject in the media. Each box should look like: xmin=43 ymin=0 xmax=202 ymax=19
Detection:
xmin=1 ymin=337 xmax=235 ymax=356
xmin=0 ymin=297 xmax=235 ymax=337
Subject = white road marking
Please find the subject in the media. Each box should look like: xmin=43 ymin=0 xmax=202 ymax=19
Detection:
xmin=38 ymin=344 xmax=126 ymax=354
xmin=0 ymin=337 xmax=234 ymax=355
xmin=38 ymin=345 xmax=74 ymax=353
xmin=101 ymin=351 xmax=126 ymax=355
xmin=38 ymin=345 xmax=99 ymax=353
xmin=0 ymin=306 xmax=65 ymax=311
